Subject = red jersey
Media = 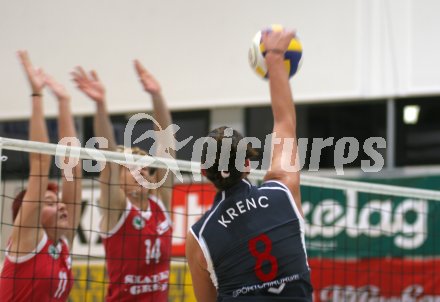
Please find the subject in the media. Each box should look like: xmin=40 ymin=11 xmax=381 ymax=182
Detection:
xmin=101 ymin=196 xmax=173 ymax=302
xmin=0 ymin=233 xmax=73 ymax=302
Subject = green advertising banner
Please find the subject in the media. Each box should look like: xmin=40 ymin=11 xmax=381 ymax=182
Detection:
xmin=301 ymin=183 xmax=440 ymax=258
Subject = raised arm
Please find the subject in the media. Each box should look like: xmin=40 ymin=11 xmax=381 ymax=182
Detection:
xmin=262 ymin=29 xmax=303 ymax=214
xmin=134 ymin=60 xmax=175 ymax=210
xmin=72 ymin=67 xmax=125 ymax=232
xmin=9 ymin=51 xmax=51 ymax=256
xmin=45 ymin=74 xmax=82 ymax=245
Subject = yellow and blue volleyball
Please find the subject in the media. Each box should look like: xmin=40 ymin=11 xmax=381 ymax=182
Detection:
xmin=248 ymin=24 xmax=303 ymax=79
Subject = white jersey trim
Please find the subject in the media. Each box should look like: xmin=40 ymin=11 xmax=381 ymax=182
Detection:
xmin=149 ymin=194 xmax=172 ymax=226
xmin=200 ymin=234 xmax=218 ymax=288
xmin=259 ymin=180 xmax=304 ymax=222
xmin=242 ymin=178 xmax=252 ymax=188
xmin=189 ymin=228 xmax=219 ymax=289
xmin=198 ymin=191 xmax=225 ymax=237
xmin=58 ymin=236 xmax=72 ymax=270
xmin=6 ymin=232 xmax=48 ymax=263
xmin=60 ymin=235 xmax=70 ymax=251
xmin=191 ymin=190 xmax=226 ymax=289
xmin=259 ymin=180 xmax=309 ymax=264
xmin=100 ymin=200 xmax=132 ymax=238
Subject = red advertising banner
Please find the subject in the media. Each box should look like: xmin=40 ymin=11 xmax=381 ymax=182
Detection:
xmin=310 ymin=259 xmax=440 ymax=301
xmin=171 ymin=183 xmax=217 ymax=256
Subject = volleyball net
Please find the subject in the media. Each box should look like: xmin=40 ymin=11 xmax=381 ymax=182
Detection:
xmin=1 ymin=137 xmax=440 ymax=301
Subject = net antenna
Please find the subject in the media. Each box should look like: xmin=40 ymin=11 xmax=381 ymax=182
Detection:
xmin=0 ymin=136 xmax=439 ymax=201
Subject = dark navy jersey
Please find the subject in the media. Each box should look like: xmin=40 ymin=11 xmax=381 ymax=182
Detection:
xmin=190 ymin=179 xmax=313 ymax=301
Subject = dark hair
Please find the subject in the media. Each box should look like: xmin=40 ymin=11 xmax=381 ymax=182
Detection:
xmin=12 ymin=182 xmax=59 ymax=221
xmin=201 ymin=126 xmax=258 ymax=190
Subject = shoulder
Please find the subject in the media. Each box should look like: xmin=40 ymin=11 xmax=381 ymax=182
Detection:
xmin=260 ymin=180 xmax=304 ymax=218
xmin=148 ymin=194 xmax=166 ymax=212
xmin=100 ymin=201 xmax=133 ymax=238
xmin=60 ymin=236 xmax=72 ymax=253
xmin=149 ymin=194 xmax=172 ymax=225
xmin=5 ymin=232 xmax=49 ymax=264
xmin=191 ymin=212 xmax=209 ymax=240
xmin=259 ymin=179 xmax=292 ymax=191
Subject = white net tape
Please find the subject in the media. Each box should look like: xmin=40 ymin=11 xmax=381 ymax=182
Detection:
xmin=1 ymin=136 xmax=439 ymax=200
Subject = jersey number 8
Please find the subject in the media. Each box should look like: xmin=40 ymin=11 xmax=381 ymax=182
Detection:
xmin=248 ymin=234 xmax=278 ymax=282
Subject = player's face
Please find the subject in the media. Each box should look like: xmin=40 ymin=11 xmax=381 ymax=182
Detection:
xmin=119 ymin=166 xmax=155 ymax=198
xmin=40 ymin=190 xmax=69 ymax=230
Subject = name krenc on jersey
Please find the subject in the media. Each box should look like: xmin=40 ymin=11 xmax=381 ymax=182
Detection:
xmin=218 ymin=196 xmax=269 ymax=228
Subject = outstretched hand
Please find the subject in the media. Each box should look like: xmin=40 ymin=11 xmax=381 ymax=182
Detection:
xmin=72 ymin=66 xmax=106 ymax=103
xmin=45 ymin=74 xmax=70 ymax=101
xmin=134 ymin=60 xmax=161 ymax=96
xmin=17 ymin=50 xmax=46 ymax=94
xmin=262 ymin=28 xmax=296 ymax=55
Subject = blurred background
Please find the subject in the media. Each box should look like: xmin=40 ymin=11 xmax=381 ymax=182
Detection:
xmin=1 ymin=0 xmax=439 ymax=301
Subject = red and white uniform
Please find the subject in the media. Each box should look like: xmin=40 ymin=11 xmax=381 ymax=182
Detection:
xmin=101 ymin=196 xmax=172 ymax=302
xmin=0 ymin=233 xmax=73 ymax=302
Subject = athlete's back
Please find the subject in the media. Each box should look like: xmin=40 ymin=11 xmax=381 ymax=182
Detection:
xmin=191 ymin=179 xmax=312 ymax=301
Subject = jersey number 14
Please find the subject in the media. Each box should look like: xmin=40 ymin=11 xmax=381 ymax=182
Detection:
xmin=145 ymin=238 xmax=161 ymax=264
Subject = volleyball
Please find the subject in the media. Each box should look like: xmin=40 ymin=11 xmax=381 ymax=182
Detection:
xmin=248 ymin=24 xmax=303 ymax=79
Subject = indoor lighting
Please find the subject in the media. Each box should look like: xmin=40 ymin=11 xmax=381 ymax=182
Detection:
xmin=403 ymin=105 xmax=420 ymax=125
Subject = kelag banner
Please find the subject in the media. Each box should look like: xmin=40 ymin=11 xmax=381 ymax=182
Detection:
xmin=309 ymin=259 xmax=440 ymax=301
xmin=302 ymin=186 xmax=440 ymax=257
xmin=171 ymin=183 xmax=440 ymax=257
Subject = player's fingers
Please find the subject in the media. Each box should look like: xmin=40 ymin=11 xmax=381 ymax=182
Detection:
xmin=35 ymin=68 xmax=47 ymax=81
xmin=17 ymin=50 xmax=34 ymax=75
xmin=91 ymin=70 xmax=100 ymax=81
xmin=134 ymin=59 xmax=148 ymax=76
xmin=70 ymin=72 xmax=83 ymax=83
xmin=76 ymin=66 xmax=89 ymax=80
xmin=285 ymin=29 xmax=296 ymax=40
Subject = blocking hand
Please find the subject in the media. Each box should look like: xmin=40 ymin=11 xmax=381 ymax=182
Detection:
xmin=72 ymin=66 xmax=106 ymax=103
xmin=17 ymin=50 xmax=46 ymax=94
xmin=134 ymin=60 xmax=161 ymax=96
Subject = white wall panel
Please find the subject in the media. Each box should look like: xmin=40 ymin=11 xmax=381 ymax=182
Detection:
xmin=0 ymin=0 xmax=438 ymax=120
xmin=409 ymin=0 xmax=440 ymax=94
xmin=0 ymin=0 xmax=360 ymax=119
